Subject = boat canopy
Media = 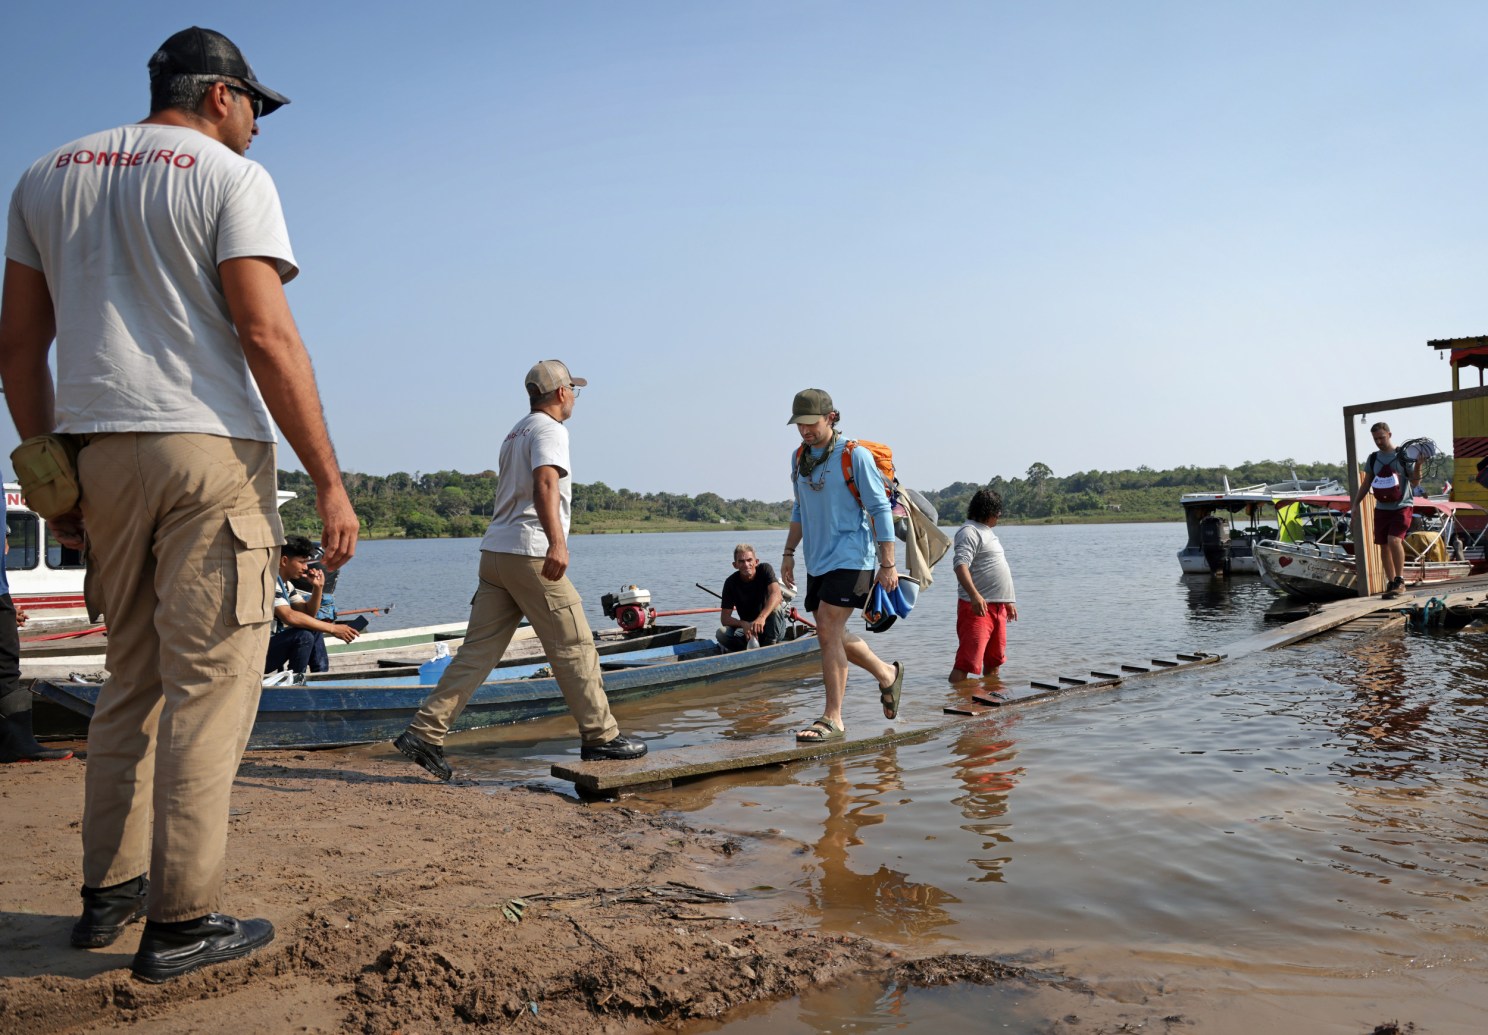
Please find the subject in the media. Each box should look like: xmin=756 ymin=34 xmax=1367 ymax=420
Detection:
xmin=1280 ymin=495 xmax=1486 ymax=515
xmin=1179 ymin=478 xmax=1345 ymax=511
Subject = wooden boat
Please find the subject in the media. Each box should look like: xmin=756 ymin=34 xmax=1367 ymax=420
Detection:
xmin=1254 ymin=496 xmax=1480 ymax=601
xmin=310 ymin=623 xmax=697 ymax=681
xmin=33 ymin=630 xmax=820 ymax=750
xmin=28 ymin=623 xmax=700 ymax=738
xmin=1177 ymin=475 xmax=1345 ymax=576
xmin=19 ymin=619 xmax=485 ymax=683
xmin=23 ymin=621 xmax=690 ymax=685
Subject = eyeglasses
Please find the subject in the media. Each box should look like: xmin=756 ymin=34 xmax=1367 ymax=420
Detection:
xmin=567 ymin=383 xmax=582 ymax=397
xmin=223 ymin=82 xmax=263 ymax=120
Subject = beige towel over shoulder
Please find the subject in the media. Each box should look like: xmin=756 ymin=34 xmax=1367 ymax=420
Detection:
xmin=902 ymin=492 xmax=950 ymax=588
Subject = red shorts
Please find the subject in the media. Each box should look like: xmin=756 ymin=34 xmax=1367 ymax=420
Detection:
xmin=1373 ymin=506 xmax=1412 ymax=544
xmin=954 ymin=599 xmax=1011 ymax=675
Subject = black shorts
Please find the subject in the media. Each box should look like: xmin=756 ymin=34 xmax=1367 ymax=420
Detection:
xmin=805 ymin=568 xmax=873 ymax=612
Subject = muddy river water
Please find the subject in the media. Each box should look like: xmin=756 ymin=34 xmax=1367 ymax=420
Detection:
xmin=343 ymin=524 xmax=1488 ymax=1032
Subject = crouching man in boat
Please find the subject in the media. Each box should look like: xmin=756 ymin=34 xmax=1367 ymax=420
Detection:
xmin=0 ymin=28 xmax=356 ymax=981
xmin=716 ymin=544 xmax=789 ymax=651
xmin=780 ymin=389 xmax=905 ymax=744
xmin=264 ymin=535 xmax=358 ymax=676
xmin=1353 ymin=422 xmax=1423 ymax=600
xmin=394 ymin=361 xmax=647 ymax=781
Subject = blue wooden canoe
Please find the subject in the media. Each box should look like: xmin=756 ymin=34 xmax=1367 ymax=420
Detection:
xmin=32 ymin=632 xmax=821 ymax=750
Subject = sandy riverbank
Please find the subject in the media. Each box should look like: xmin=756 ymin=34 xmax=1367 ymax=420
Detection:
xmin=0 ymin=750 xmax=1045 ymax=1034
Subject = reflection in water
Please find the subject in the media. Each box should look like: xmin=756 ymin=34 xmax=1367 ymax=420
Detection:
xmin=949 ymin=718 xmax=1022 ymax=884
xmin=804 ymin=755 xmax=959 ymax=942
xmin=1180 ymin=572 xmax=1277 ymax=630
xmin=1330 ymin=637 xmax=1433 ymax=782
xmin=712 ymin=690 xmax=793 ymax=741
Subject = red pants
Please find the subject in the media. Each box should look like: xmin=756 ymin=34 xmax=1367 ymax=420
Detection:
xmin=954 ymin=600 xmax=1010 ymax=675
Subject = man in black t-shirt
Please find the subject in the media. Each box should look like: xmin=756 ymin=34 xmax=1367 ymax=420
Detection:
xmin=717 ymin=544 xmax=789 ymax=651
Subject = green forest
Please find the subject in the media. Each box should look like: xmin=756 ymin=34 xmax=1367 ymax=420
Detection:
xmin=275 ymin=458 xmax=1374 ymax=540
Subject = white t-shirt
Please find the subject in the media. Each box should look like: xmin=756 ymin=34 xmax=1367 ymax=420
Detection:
xmin=5 ymin=123 xmax=298 ymax=441
xmin=479 ymin=411 xmax=572 ymax=557
xmin=953 ymin=521 xmax=1016 ymax=603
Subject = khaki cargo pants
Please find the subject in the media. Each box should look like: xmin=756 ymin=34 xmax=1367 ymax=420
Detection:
xmin=408 ymin=551 xmax=619 ymax=746
xmin=78 ymin=433 xmax=281 ymax=922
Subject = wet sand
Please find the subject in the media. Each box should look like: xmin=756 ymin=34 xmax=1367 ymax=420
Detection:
xmin=2 ymin=735 xmax=1456 ymax=1034
xmin=0 ymin=750 xmax=1051 ymax=1034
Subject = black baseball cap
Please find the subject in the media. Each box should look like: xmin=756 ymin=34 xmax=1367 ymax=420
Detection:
xmin=149 ymin=27 xmax=290 ymax=117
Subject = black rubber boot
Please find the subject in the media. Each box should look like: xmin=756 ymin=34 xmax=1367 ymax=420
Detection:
xmin=72 ymin=874 xmax=150 ymax=948
xmin=0 ymin=696 xmax=74 ymax=763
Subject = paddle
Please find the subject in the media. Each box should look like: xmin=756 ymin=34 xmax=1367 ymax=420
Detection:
xmin=334 ymin=604 xmax=394 ymax=618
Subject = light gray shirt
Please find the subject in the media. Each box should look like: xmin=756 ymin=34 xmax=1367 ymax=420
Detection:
xmin=6 ymin=123 xmax=297 ymax=441
xmin=479 ymin=411 xmax=571 ymax=557
xmin=953 ymin=521 xmax=1015 ymax=603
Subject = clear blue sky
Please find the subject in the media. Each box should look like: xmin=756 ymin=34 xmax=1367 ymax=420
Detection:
xmin=3 ymin=1 xmax=1481 ymax=500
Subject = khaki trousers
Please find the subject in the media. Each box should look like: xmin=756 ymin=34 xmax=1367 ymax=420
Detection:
xmin=78 ymin=433 xmax=281 ymax=922
xmin=408 ymin=551 xmax=618 ymax=746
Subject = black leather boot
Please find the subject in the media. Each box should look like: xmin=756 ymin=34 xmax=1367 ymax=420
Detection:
xmin=72 ymin=874 xmax=149 ymax=947
xmin=0 ymin=713 xmax=74 ymax=762
xmin=131 ymin=913 xmax=275 ymax=983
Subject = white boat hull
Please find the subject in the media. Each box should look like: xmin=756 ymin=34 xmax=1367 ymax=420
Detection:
xmin=1177 ymin=549 xmax=1260 ymax=576
xmin=1254 ymin=540 xmax=1472 ymax=601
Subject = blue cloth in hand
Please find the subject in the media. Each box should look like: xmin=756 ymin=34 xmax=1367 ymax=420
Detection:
xmin=886 ymin=584 xmax=913 ymax=618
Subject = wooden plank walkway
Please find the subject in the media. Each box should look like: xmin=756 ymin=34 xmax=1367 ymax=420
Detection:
xmin=551 ymin=575 xmax=1488 ymax=794
xmin=555 ymin=652 xmax=1223 ymax=794
xmin=552 ymin=727 xmax=942 ymax=794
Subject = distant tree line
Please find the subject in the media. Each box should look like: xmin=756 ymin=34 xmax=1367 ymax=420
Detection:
xmin=275 ymin=469 xmax=794 ymax=539
xmin=921 ymin=458 xmax=1363 ymax=525
xmin=277 ymin=458 xmax=1383 ymax=539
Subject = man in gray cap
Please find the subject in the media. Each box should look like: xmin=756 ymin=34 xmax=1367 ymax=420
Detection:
xmin=1 ymin=27 xmax=355 ymax=980
xmin=395 ymin=360 xmax=647 ymax=780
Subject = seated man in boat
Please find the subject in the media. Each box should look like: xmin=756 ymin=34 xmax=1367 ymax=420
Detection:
xmin=1353 ymin=421 xmax=1423 ymax=600
xmin=716 ymin=544 xmax=789 ymax=651
xmin=264 ymin=536 xmax=360 ymax=676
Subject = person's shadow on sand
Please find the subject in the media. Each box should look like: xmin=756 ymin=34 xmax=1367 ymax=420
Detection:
xmin=0 ymin=912 xmax=136 ymax=979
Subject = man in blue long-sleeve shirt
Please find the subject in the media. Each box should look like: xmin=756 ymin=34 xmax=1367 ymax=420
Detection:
xmin=779 ymin=389 xmax=905 ymax=742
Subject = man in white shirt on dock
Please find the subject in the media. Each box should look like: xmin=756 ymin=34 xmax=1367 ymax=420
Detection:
xmin=394 ymin=360 xmax=646 ymax=781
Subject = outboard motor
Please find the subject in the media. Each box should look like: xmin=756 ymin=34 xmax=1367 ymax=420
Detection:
xmin=600 ymin=585 xmax=654 ymax=632
xmin=1199 ymin=515 xmax=1231 ymax=577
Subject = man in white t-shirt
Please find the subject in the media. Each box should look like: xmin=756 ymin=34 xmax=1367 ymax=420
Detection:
xmin=0 ymin=27 xmax=357 ymax=982
xmin=395 ymin=360 xmax=646 ymax=780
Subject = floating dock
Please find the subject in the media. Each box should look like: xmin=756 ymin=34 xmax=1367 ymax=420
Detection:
xmin=552 ymin=578 xmax=1488 ymax=794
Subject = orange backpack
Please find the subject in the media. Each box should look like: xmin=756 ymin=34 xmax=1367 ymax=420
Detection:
xmin=794 ymin=439 xmax=900 ymax=511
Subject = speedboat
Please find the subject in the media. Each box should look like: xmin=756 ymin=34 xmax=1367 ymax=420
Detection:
xmin=1177 ymin=475 xmax=1345 ymax=575
xmin=1253 ymin=495 xmax=1481 ymax=601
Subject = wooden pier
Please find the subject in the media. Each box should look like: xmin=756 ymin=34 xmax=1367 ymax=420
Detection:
xmin=552 ymin=577 xmax=1488 ymax=795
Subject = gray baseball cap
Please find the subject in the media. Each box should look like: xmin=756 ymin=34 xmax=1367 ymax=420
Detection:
xmin=525 ymin=359 xmax=587 ymax=396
